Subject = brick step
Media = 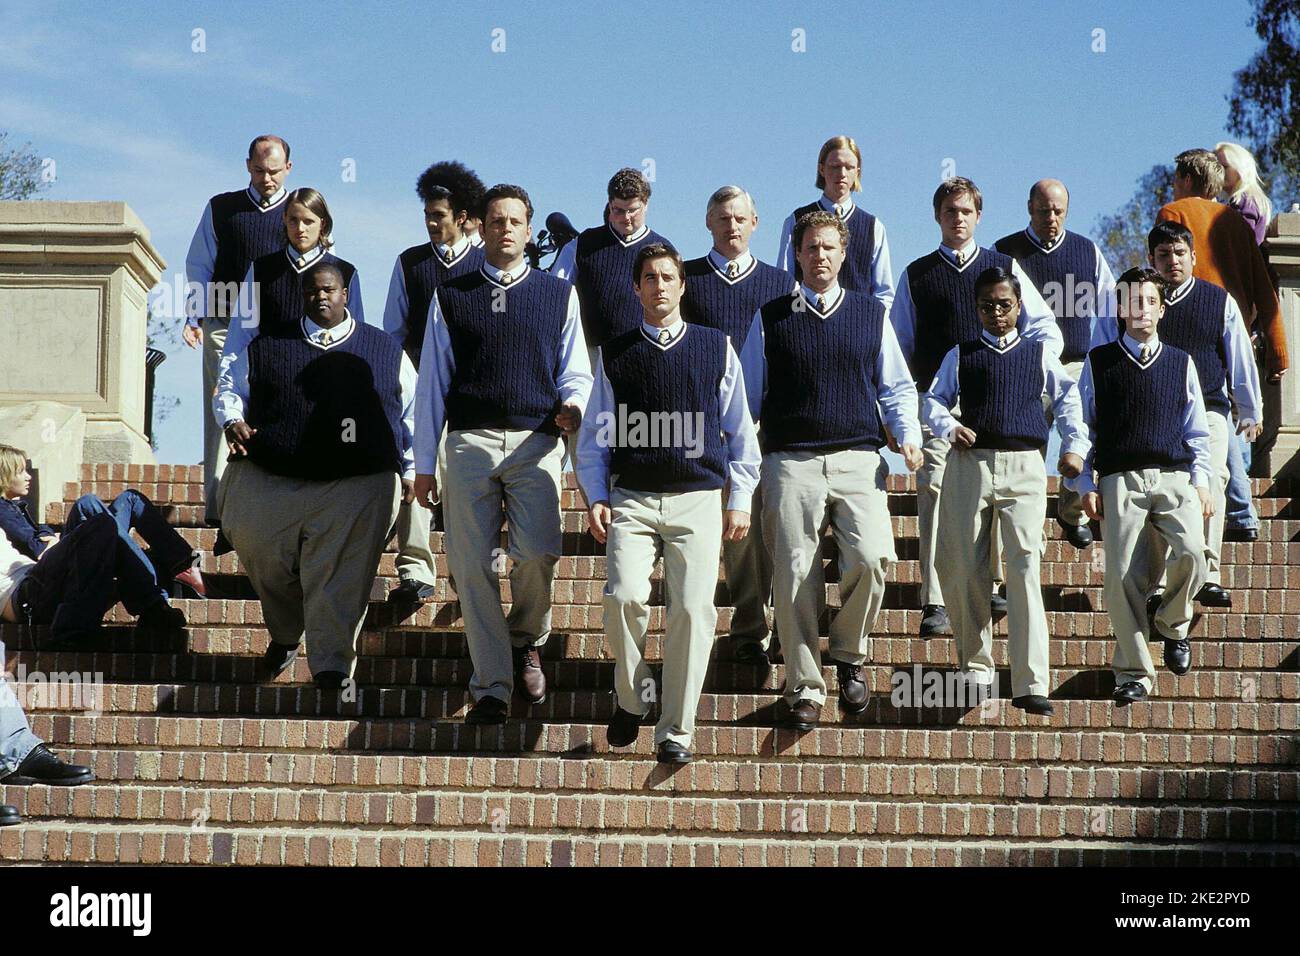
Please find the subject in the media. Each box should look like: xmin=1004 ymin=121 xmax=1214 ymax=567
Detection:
xmin=64 ymin=465 xmax=1300 ymax=498
xmin=44 ymin=498 xmax=1300 ymax=544
xmin=43 ymin=749 xmax=1300 ymax=803
xmin=4 ymin=820 xmax=1298 ymax=866
xmin=94 ymin=597 xmax=1300 ymax=634
xmin=190 ymin=551 xmax=1300 ymax=592
xmin=12 ymin=650 xmax=1295 ymax=697
xmin=17 ymin=676 xmax=1300 ymax=723
xmin=4 ymin=783 xmax=1296 ymax=843
xmin=22 ymin=713 xmax=1300 ymax=762
xmin=5 ymin=612 xmax=1293 ymax=659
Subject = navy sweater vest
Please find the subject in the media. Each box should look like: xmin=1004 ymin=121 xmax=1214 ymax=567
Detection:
xmin=758 ymin=290 xmax=886 ymax=454
xmin=1160 ymin=280 xmax=1231 ymax=415
xmin=437 ymin=269 xmax=567 ymax=435
xmin=994 ymin=230 xmax=1097 ymax=362
xmin=251 ymin=250 xmax=358 ymax=336
xmin=600 ymin=325 xmax=728 ymax=493
xmin=680 ymin=257 xmax=792 ymax=349
xmin=1090 ymin=342 xmax=1196 ymax=477
xmin=398 ymin=243 xmax=486 ymax=363
xmin=209 ymin=191 xmax=290 ymax=316
xmin=246 ymin=323 xmax=404 ymax=480
xmin=906 ymin=247 xmax=1013 ymax=392
xmin=573 ymin=226 xmax=672 ymax=348
xmin=790 ymin=202 xmax=878 ymax=293
xmin=957 ymin=339 xmax=1049 ymax=450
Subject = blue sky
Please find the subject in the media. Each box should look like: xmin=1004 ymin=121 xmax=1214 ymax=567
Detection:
xmin=0 ymin=0 xmax=1269 ymax=465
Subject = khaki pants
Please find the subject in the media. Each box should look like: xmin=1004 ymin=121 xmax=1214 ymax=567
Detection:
xmin=1052 ymin=359 xmax=1086 ymax=528
xmin=763 ymin=448 xmax=894 ymax=707
xmin=1145 ymin=410 xmax=1231 ymax=588
xmin=202 ymin=317 xmax=231 ymax=525
xmin=394 ymin=498 xmax=436 ymax=587
xmin=604 ymin=487 xmax=721 ymax=747
xmin=723 ymin=482 xmax=771 ymax=647
xmin=1101 ymin=468 xmax=1207 ymax=691
xmin=917 ymin=426 xmax=1003 ymax=608
xmin=444 ymin=428 xmax=564 ymax=704
xmin=218 ymin=458 xmax=400 ymax=675
xmin=934 ymin=447 xmax=1050 ymax=697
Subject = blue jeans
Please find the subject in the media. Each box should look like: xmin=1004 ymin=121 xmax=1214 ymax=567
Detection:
xmin=0 ymin=639 xmax=42 ymax=778
xmin=1224 ymin=430 xmax=1259 ymax=531
xmin=66 ymin=490 xmax=193 ymax=592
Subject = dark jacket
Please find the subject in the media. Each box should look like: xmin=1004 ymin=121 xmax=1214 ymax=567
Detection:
xmin=0 ymin=497 xmax=56 ymax=559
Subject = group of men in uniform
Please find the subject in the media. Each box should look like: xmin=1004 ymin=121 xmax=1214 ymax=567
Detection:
xmin=181 ymin=134 xmax=1277 ymax=763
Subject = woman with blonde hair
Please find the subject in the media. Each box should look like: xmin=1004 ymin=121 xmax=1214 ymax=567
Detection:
xmin=775 ymin=135 xmax=895 ymax=309
xmin=1215 ymin=142 xmax=1272 ymax=245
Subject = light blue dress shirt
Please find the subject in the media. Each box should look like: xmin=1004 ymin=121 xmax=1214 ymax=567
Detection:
xmin=1069 ymin=333 xmax=1213 ymax=495
xmin=413 ymin=261 xmax=594 ymax=474
xmin=576 ymin=317 xmax=761 ymax=512
xmin=737 ymin=282 xmax=922 ymax=449
xmin=921 ymin=329 xmax=1087 ymax=457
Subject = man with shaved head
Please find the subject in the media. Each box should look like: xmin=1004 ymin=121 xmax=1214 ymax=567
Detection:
xmin=185 ymin=135 xmax=295 ymax=529
xmin=996 ymin=178 xmax=1116 ymax=549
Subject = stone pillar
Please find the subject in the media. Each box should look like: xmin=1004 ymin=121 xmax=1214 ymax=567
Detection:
xmin=0 ymin=201 xmax=165 ymax=465
xmin=1262 ymin=214 xmax=1300 ymax=478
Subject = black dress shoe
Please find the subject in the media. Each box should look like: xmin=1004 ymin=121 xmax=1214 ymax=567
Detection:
xmin=388 ymin=578 xmax=436 ymax=604
xmin=656 ymin=740 xmax=692 ymax=764
xmin=734 ymin=641 xmax=770 ymax=667
xmin=262 ymin=642 xmax=299 ymax=680
xmin=466 ymin=696 xmax=508 ymax=725
xmin=136 ymin=600 xmax=187 ymax=633
xmin=1145 ymin=592 xmax=1163 ymax=633
xmin=313 ymin=670 xmax=348 ymax=690
xmin=0 ymin=804 xmax=19 ymax=826
xmin=835 ymin=661 xmax=868 ymax=715
xmin=513 ymin=646 xmax=547 ymax=705
xmin=1011 ymin=694 xmax=1054 ymax=716
xmin=1163 ymin=638 xmax=1192 ymax=675
xmin=1224 ymin=527 xmax=1259 ymax=543
xmin=607 ymin=704 xmax=646 ymax=748
xmin=784 ymin=699 xmax=821 ymax=731
xmin=1112 ymin=681 xmax=1148 ymax=707
xmin=990 ymin=591 xmax=1008 ymax=615
xmin=1058 ymin=517 xmax=1094 ymax=549
xmin=11 ymin=744 xmax=94 ymax=786
xmin=919 ymin=604 xmax=952 ymax=638
xmin=212 ymin=527 xmax=235 ymax=558
xmin=1195 ymin=583 xmax=1232 ymax=608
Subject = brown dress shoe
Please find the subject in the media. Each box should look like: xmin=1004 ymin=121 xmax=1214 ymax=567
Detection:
xmin=513 ymin=645 xmax=547 ymax=704
xmin=836 ymin=662 xmax=868 ymax=715
xmin=784 ymin=699 xmax=821 ymax=731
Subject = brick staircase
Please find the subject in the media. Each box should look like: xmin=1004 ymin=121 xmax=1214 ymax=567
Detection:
xmin=1 ymin=462 xmax=1297 ymax=867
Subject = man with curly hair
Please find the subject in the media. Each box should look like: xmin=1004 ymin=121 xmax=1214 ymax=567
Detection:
xmin=382 ymin=161 xmax=487 ymax=605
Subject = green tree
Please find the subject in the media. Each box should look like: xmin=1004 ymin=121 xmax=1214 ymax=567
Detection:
xmin=1227 ymin=0 xmax=1300 ymax=206
xmin=1093 ymin=164 xmax=1174 ymax=272
xmin=0 ymin=131 xmax=51 ymax=200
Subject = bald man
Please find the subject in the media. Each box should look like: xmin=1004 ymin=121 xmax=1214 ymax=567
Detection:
xmin=995 ymin=179 xmax=1116 ymax=549
xmin=185 ymin=135 xmax=295 ymax=528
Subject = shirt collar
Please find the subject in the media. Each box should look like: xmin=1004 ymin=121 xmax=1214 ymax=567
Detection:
xmin=708 ymin=248 xmax=755 ymax=278
xmin=1026 ymin=225 xmax=1067 ymax=251
xmin=800 ymin=282 xmax=843 ymax=314
xmin=286 ymin=244 xmax=327 ymax=272
xmin=301 ymin=309 xmax=355 ymax=347
xmin=433 ymin=234 xmax=471 ymax=262
xmin=608 ymin=222 xmax=649 ymax=246
xmin=483 ymin=259 xmax=530 ymax=287
xmin=642 ymin=316 xmax=685 ymax=347
xmin=980 ymin=328 xmax=1020 ymax=349
xmin=1165 ymin=276 xmax=1195 ymax=304
xmin=939 ymin=240 xmax=979 ymax=266
xmin=248 ymin=185 xmax=288 ymax=211
xmin=467 ymin=231 xmax=485 ymax=248
xmin=1121 ymin=333 xmax=1161 ymax=361
xmin=818 ymin=195 xmax=855 ymax=219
